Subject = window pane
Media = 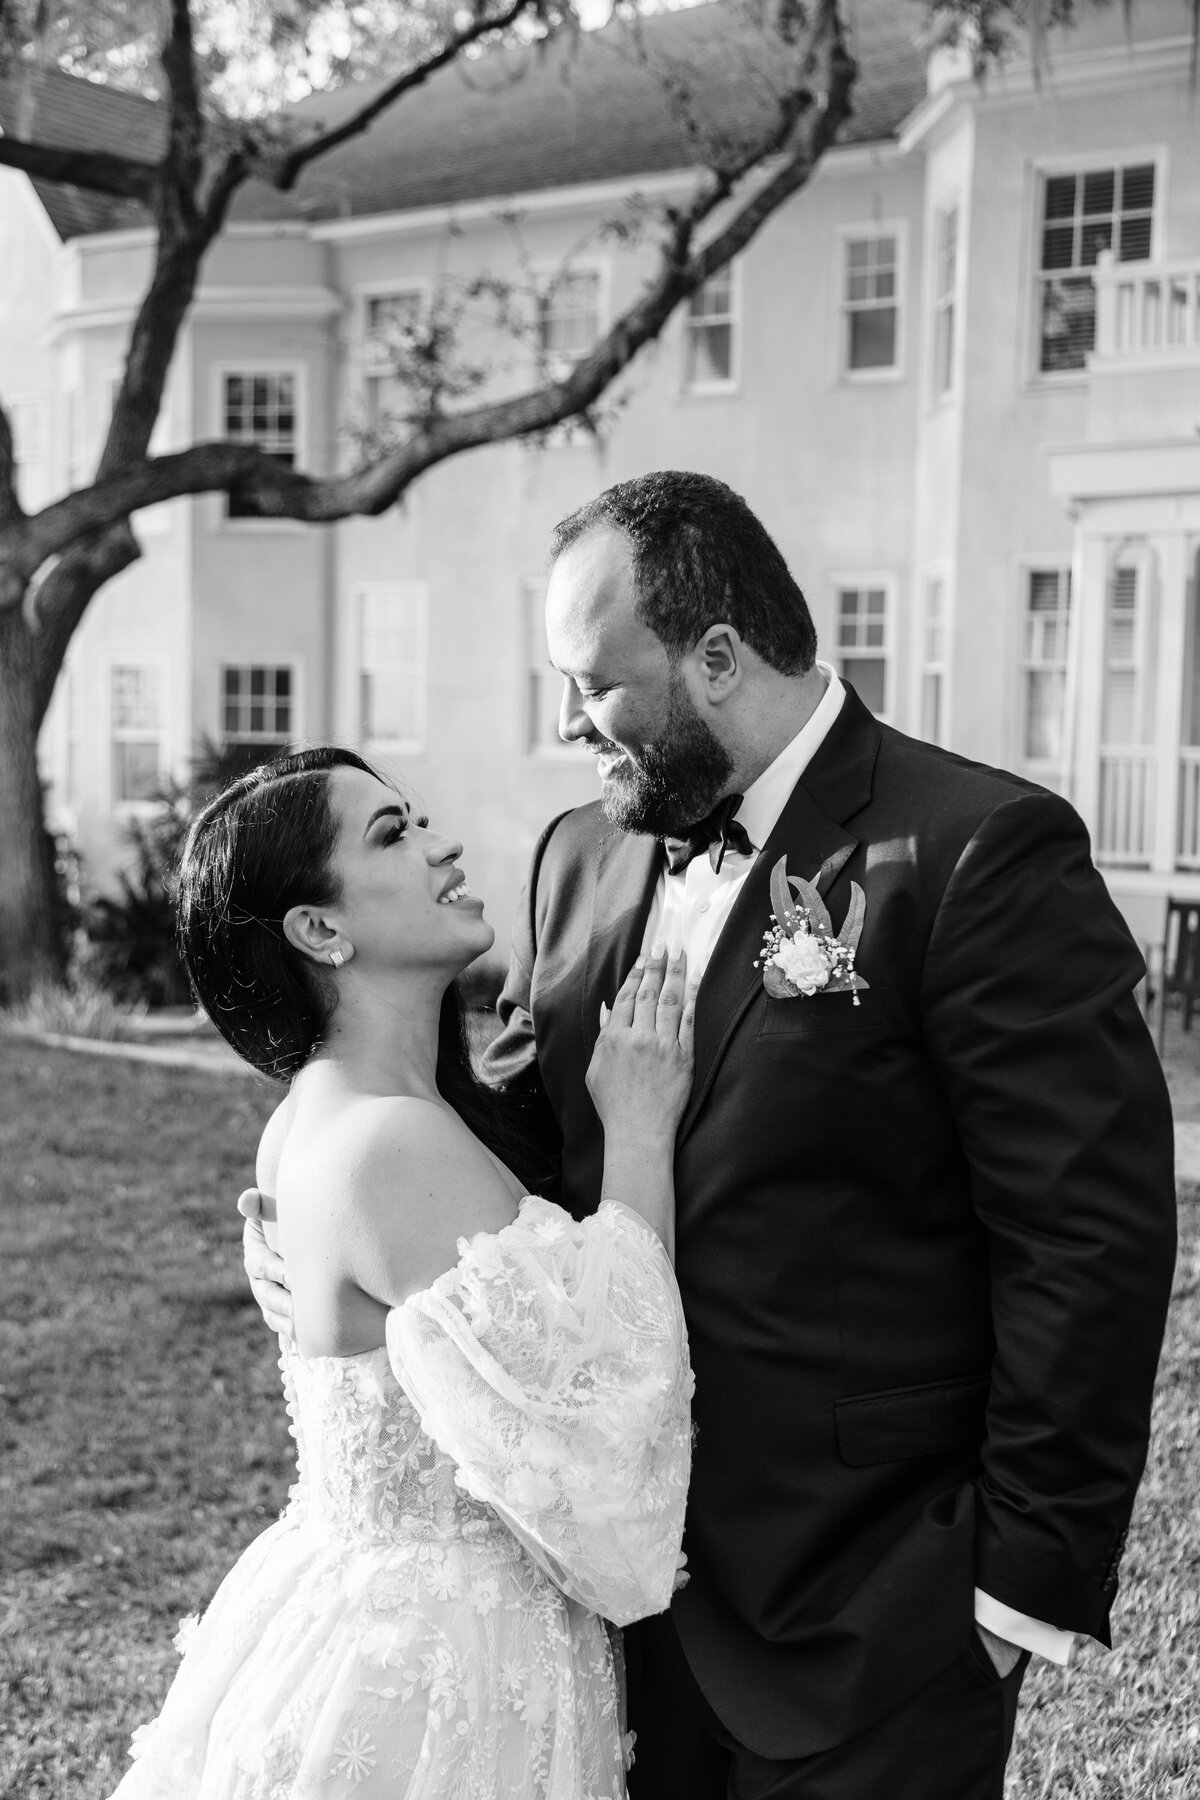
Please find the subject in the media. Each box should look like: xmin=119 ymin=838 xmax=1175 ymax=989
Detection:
xmin=1039 ymin=277 xmax=1096 ymax=371
xmin=934 ymin=305 xmax=955 ymax=394
xmin=1025 ymin=670 xmax=1066 ymax=761
xmin=848 ymin=306 xmax=896 ymax=370
xmin=1041 ymin=224 xmax=1077 ymax=272
xmin=1082 ymin=169 xmax=1115 ymax=215
xmin=842 ymin=656 xmax=886 ymax=713
xmin=1080 ymin=220 xmax=1113 ymax=266
xmin=1044 ymin=174 xmax=1077 ymax=220
xmin=113 ymin=739 xmax=160 ymax=803
xmin=1118 ymin=214 xmax=1152 ymax=262
xmin=686 ymin=322 xmax=733 ymax=386
xmin=1121 ymin=164 xmax=1156 ymax=211
xmin=921 ymin=669 xmax=943 ymax=744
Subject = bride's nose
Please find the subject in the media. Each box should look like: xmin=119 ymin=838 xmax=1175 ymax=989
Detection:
xmin=426 ymin=834 xmax=463 ymax=865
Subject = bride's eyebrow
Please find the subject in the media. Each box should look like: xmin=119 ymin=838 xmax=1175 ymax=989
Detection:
xmin=363 ymin=804 xmax=408 ymax=837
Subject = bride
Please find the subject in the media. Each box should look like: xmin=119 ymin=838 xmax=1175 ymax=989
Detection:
xmin=112 ymin=745 xmax=694 ymax=1800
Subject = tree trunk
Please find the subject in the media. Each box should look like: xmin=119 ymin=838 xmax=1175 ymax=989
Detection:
xmin=0 ymin=609 xmax=63 ymax=1003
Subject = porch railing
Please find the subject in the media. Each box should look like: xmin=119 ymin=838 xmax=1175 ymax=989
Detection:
xmin=1178 ymin=749 xmax=1200 ymax=869
xmin=1094 ymin=252 xmax=1200 ymax=359
xmin=1097 ymin=750 xmax=1156 ymax=865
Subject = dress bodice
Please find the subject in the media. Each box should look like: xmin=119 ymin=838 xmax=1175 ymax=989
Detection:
xmin=280 ymin=1345 xmax=509 ymax=1549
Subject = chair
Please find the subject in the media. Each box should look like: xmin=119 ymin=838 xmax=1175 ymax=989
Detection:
xmin=1157 ymin=898 xmax=1200 ymax=1053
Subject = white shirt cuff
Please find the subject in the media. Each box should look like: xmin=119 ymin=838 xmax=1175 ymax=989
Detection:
xmin=974 ymin=1587 xmax=1075 ymax=1666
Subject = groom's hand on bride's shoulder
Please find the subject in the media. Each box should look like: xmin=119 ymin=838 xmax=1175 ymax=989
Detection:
xmin=238 ymin=1187 xmax=295 ymax=1341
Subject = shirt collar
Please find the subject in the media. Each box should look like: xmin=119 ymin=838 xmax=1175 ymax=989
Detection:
xmin=734 ymin=663 xmax=845 ymax=852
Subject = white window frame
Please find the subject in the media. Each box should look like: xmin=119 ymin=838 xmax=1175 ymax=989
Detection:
xmin=1026 ymin=147 xmax=1166 ymax=385
xmin=8 ymin=393 xmax=51 ymax=509
xmin=930 ymin=200 xmax=960 ymax=403
xmin=219 ymin=661 xmax=302 ymax=752
xmin=8 ymin=394 xmax=50 ymax=466
xmin=357 ymin=279 xmax=432 ymax=435
xmin=522 ymin=577 xmax=574 ymax=759
xmin=830 ymin=572 xmax=896 ymax=722
xmin=212 ymin=362 xmax=306 ymax=529
xmin=108 ymin=659 xmax=169 ymax=812
xmin=681 ymin=261 xmax=741 ymax=396
xmin=917 ymin=566 xmax=951 ymax=747
xmin=837 ymin=222 xmax=906 ymax=383
xmin=1017 ymin=560 xmax=1073 ymax=786
xmin=353 ymin=580 xmax=428 ymax=756
xmin=532 ymin=258 xmax=609 ymax=378
xmin=1101 ymin=546 xmax=1157 ymax=749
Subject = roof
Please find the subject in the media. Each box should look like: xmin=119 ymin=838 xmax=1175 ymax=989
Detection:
xmin=0 ymin=1 xmax=927 ymax=241
xmin=0 ymin=64 xmax=164 ymax=238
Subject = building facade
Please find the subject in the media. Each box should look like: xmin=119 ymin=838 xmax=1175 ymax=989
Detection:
xmin=7 ymin=0 xmax=1200 ymax=959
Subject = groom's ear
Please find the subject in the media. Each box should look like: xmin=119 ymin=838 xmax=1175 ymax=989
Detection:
xmin=694 ymin=624 xmax=743 ymax=702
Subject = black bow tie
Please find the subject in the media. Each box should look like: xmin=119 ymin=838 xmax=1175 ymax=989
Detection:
xmin=662 ymin=795 xmax=753 ymax=876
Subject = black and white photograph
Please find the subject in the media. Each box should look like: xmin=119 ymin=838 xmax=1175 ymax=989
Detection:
xmin=0 ymin=1 xmax=1193 ymax=1795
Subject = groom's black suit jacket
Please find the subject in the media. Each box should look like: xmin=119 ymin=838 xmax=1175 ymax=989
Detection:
xmin=483 ymin=686 xmax=1176 ymax=1758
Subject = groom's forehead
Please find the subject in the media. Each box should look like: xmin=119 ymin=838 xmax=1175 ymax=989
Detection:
xmin=545 ymin=529 xmax=659 ymax=671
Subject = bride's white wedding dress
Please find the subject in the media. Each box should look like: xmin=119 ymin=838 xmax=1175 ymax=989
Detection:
xmin=112 ymin=1198 xmax=692 ymax=1800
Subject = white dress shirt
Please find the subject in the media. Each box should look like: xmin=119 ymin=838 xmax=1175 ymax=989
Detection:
xmin=639 ymin=661 xmax=1075 ymax=1668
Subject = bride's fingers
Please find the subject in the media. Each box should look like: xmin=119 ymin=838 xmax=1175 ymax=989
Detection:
xmin=679 ymin=976 xmax=700 ymax=1061
xmin=607 ymin=957 xmax=645 ymax=1030
xmin=655 ymin=945 xmax=687 ymax=1037
xmin=634 ymin=942 xmax=668 ymax=1026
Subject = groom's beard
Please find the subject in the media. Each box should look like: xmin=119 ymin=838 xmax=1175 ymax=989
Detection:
xmin=597 ymin=676 xmax=734 ymax=839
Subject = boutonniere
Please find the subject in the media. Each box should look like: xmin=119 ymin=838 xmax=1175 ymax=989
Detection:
xmin=754 ymin=856 xmax=869 ymax=1004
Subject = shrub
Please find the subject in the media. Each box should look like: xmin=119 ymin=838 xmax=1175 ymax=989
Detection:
xmin=3 ymin=974 xmax=144 ymax=1041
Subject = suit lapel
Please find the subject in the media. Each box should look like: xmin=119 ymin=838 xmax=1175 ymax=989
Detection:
xmin=580 ymin=825 xmax=659 ymax=1039
xmin=678 ymin=686 xmax=882 ymax=1144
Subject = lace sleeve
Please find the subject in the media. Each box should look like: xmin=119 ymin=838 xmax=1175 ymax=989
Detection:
xmin=385 ymin=1197 xmax=692 ymax=1627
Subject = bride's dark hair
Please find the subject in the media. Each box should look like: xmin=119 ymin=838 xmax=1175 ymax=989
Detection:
xmin=176 ymin=746 xmax=546 ymax=1188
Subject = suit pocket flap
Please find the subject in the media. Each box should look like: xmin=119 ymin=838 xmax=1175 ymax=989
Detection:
xmin=834 ymin=1376 xmax=988 ymax=1467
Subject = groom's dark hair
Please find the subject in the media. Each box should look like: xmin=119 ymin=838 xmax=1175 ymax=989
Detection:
xmin=549 ymin=470 xmax=817 ymax=675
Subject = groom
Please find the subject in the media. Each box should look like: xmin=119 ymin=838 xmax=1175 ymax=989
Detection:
xmin=243 ymin=470 xmax=1175 ymax=1797
xmin=473 ymin=472 xmax=1176 ymax=1796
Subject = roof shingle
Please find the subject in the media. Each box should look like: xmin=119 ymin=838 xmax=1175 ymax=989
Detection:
xmin=0 ymin=1 xmax=926 ymax=240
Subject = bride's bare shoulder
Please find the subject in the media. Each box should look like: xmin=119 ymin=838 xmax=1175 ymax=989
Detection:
xmin=329 ymin=1096 xmax=522 ymax=1307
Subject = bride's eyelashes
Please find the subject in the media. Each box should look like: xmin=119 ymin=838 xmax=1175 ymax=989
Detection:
xmin=382 ymin=812 xmax=430 ymax=845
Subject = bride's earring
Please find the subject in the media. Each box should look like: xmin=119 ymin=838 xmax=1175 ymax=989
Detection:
xmin=329 ymin=949 xmax=346 ymax=968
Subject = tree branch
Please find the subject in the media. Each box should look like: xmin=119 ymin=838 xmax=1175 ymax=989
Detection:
xmin=0 ymin=134 xmax=158 ymax=201
xmin=272 ymin=0 xmax=541 ymax=190
xmin=4 ymin=0 xmax=857 ymax=591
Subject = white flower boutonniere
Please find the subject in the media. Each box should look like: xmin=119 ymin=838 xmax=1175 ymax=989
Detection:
xmin=754 ymin=856 xmax=869 ymax=1004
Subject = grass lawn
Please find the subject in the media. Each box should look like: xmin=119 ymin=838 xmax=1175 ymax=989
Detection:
xmin=1 ymin=1039 xmax=1197 ymax=1798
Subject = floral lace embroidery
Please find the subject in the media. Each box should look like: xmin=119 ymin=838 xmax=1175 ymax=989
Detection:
xmin=111 ymin=1199 xmax=690 ymax=1800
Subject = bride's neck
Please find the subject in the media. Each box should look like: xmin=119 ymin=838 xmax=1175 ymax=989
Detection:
xmin=306 ymin=969 xmax=448 ymax=1102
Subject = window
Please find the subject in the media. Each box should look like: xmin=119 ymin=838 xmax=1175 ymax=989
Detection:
xmin=1037 ymin=163 xmax=1155 ymax=373
xmin=684 ymin=267 xmax=736 ymax=390
xmin=538 ymin=270 xmax=601 ymax=366
xmin=1021 ymin=568 xmax=1072 ymax=777
xmin=523 ymin=578 xmax=567 ymax=754
xmin=357 ymin=582 xmax=427 ymax=752
xmin=932 ymin=207 xmax=958 ymax=397
xmin=842 ymin=233 xmax=899 ymax=375
xmin=221 ymin=371 xmax=298 ymax=517
xmin=111 ymin=665 xmax=163 ymax=804
xmin=9 ymin=396 xmax=50 ymax=507
xmin=363 ymin=290 xmax=423 ymax=434
xmin=921 ymin=576 xmax=947 ymax=745
xmin=835 ymin=584 xmax=890 ymax=716
xmin=66 ymin=387 xmax=85 ymax=488
xmin=222 ymin=665 xmax=294 ymax=749
xmin=1101 ymin=560 xmax=1156 ymax=746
